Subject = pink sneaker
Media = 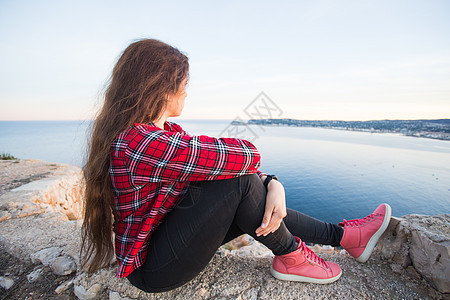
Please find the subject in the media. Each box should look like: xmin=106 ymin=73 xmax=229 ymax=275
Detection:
xmin=270 ymin=237 xmax=342 ymax=284
xmin=339 ymin=203 xmax=392 ymax=263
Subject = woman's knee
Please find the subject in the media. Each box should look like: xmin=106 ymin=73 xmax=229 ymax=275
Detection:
xmin=239 ymin=173 xmax=263 ymax=185
xmin=239 ymin=173 xmax=266 ymax=196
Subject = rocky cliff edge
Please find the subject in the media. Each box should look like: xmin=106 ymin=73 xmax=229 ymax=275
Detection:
xmin=0 ymin=160 xmax=448 ymax=299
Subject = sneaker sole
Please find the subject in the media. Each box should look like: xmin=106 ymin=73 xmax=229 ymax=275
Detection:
xmin=270 ymin=266 xmax=342 ymax=284
xmin=356 ymin=203 xmax=392 ymax=263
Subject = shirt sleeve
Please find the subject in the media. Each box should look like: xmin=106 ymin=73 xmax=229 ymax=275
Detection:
xmin=126 ymin=128 xmax=262 ymax=184
xmin=256 ymin=170 xmax=266 ymax=179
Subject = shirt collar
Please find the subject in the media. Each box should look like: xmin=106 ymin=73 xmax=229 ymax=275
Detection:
xmin=133 ymin=121 xmax=174 ymax=132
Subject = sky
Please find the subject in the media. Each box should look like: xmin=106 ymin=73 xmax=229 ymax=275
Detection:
xmin=0 ymin=0 xmax=449 ymax=121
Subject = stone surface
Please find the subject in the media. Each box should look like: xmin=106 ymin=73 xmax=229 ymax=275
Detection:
xmin=0 ymin=212 xmax=82 ymax=262
xmin=0 ymin=160 xmax=448 ymax=299
xmin=0 ymin=161 xmax=83 ymax=222
xmin=50 ymin=256 xmax=77 ymax=275
xmin=26 ymin=266 xmax=43 ymax=283
xmin=72 ymin=251 xmax=433 ymax=300
xmin=30 ymin=246 xmax=62 ymax=266
xmin=0 ymin=160 xmax=58 ymax=196
xmin=378 ymin=214 xmax=450 ymax=294
xmin=407 ymin=214 xmax=450 ymax=293
xmin=321 ymin=245 xmax=335 ymax=255
xmin=230 ymin=236 xmax=274 ymax=258
xmin=55 ymin=278 xmax=74 ymax=294
xmin=390 ymin=263 xmax=404 ymax=274
xmin=73 ymin=283 xmax=102 ymax=300
xmin=10 ymin=164 xmax=83 ymax=220
xmin=0 ymin=276 xmax=14 ymax=290
xmin=377 ymin=216 xmax=412 ymax=267
xmin=109 ymin=290 xmax=135 ymax=300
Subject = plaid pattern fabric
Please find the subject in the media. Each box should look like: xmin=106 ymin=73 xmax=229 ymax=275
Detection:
xmin=110 ymin=121 xmax=263 ymax=278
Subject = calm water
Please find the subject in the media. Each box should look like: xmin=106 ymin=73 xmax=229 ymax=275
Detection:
xmin=0 ymin=121 xmax=90 ymax=167
xmin=1 ymin=120 xmax=449 ymax=223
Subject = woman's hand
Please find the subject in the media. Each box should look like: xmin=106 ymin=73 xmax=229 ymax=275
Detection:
xmin=255 ymin=179 xmax=287 ymax=237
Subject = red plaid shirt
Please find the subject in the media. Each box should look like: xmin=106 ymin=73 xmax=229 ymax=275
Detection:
xmin=110 ymin=121 xmax=263 ymax=278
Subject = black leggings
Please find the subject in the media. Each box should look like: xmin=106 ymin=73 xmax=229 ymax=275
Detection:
xmin=127 ymin=174 xmax=343 ymax=293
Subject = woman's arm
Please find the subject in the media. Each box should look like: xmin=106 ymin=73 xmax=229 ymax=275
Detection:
xmin=122 ymin=127 xmax=262 ymax=183
xmin=255 ymin=179 xmax=287 ymax=237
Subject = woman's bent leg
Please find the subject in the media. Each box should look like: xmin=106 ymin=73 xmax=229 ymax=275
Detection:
xmin=283 ymin=208 xmax=343 ymax=247
xmin=222 ymin=209 xmax=344 ymax=247
xmin=127 ymin=174 xmax=346 ymax=292
xmin=128 ymin=174 xmax=296 ymax=292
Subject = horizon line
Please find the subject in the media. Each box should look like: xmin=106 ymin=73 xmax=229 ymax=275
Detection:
xmin=1 ymin=117 xmax=449 ymax=122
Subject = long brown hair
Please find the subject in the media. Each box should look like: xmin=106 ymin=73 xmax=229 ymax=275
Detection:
xmin=81 ymin=39 xmax=189 ymax=273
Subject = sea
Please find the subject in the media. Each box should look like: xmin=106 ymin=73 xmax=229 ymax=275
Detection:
xmin=1 ymin=120 xmax=449 ymax=224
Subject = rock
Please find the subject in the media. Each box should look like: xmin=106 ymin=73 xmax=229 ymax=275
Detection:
xmin=30 ymin=246 xmax=62 ymax=266
xmin=321 ymin=245 xmax=334 ymax=255
xmin=237 ymin=287 xmax=258 ymax=300
xmin=310 ymin=244 xmax=321 ymax=253
xmin=109 ymin=290 xmax=135 ymax=300
xmin=73 ymin=268 xmax=142 ymax=299
xmin=1 ymin=160 xmax=449 ymax=299
xmin=224 ymin=234 xmax=252 ymax=250
xmin=0 ymin=192 xmax=47 ymax=220
xmin=377 ymin=216 xmax=411 ymax=267
xmin=55 ymin=278 xmax=74 ymax=294
xmin=26 ymin=267 xmax=43 ymax=283
xmin=407 ymin=214 xmax=450 ymax=293
xmin=378 ymin=214 xmax=450 ymax=294
xmin=0 ymin=276 xmax=14 ymax=289
xmin=0 ymin=210 xmax=12 ymax=222
xmin=7 ymin=164 xmax=83 ymax=220
xmin=230 ymin=242 xmax=273 ymax=258
xmin=0 ymin=212 xmax=81 ymax=262
xmin=0 ymin=163 xmax=83 ymax=223
xmin=406 ymin=266 xmax=422 ymax=280
xmin=50 ymin=256 xmax=77 ymax=275
xmin=390 ymin=263 xmax=404 ymax=274
xmin=74 ymin=283 xmax=102 ymax=300
xmin=226 ymin=235 xmax=274 ymax=258
xmin=196 ymin=287 xmax=209 ymax=298
xmin=216 ymin=247 xmax=230 ymax=257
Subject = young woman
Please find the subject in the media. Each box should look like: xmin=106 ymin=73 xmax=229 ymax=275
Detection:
xmin=82 ymin=38 xmax=392 ymax=293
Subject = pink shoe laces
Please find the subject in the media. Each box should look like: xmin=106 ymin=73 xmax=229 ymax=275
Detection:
xmin=338 ymin=213 xmax=377 ymax=227
xmin=298 ymin=241 xmax=329 ymax=269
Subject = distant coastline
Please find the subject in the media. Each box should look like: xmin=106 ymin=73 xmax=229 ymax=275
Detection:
xmin=232 ymin=118 xmax=450 ymax=141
